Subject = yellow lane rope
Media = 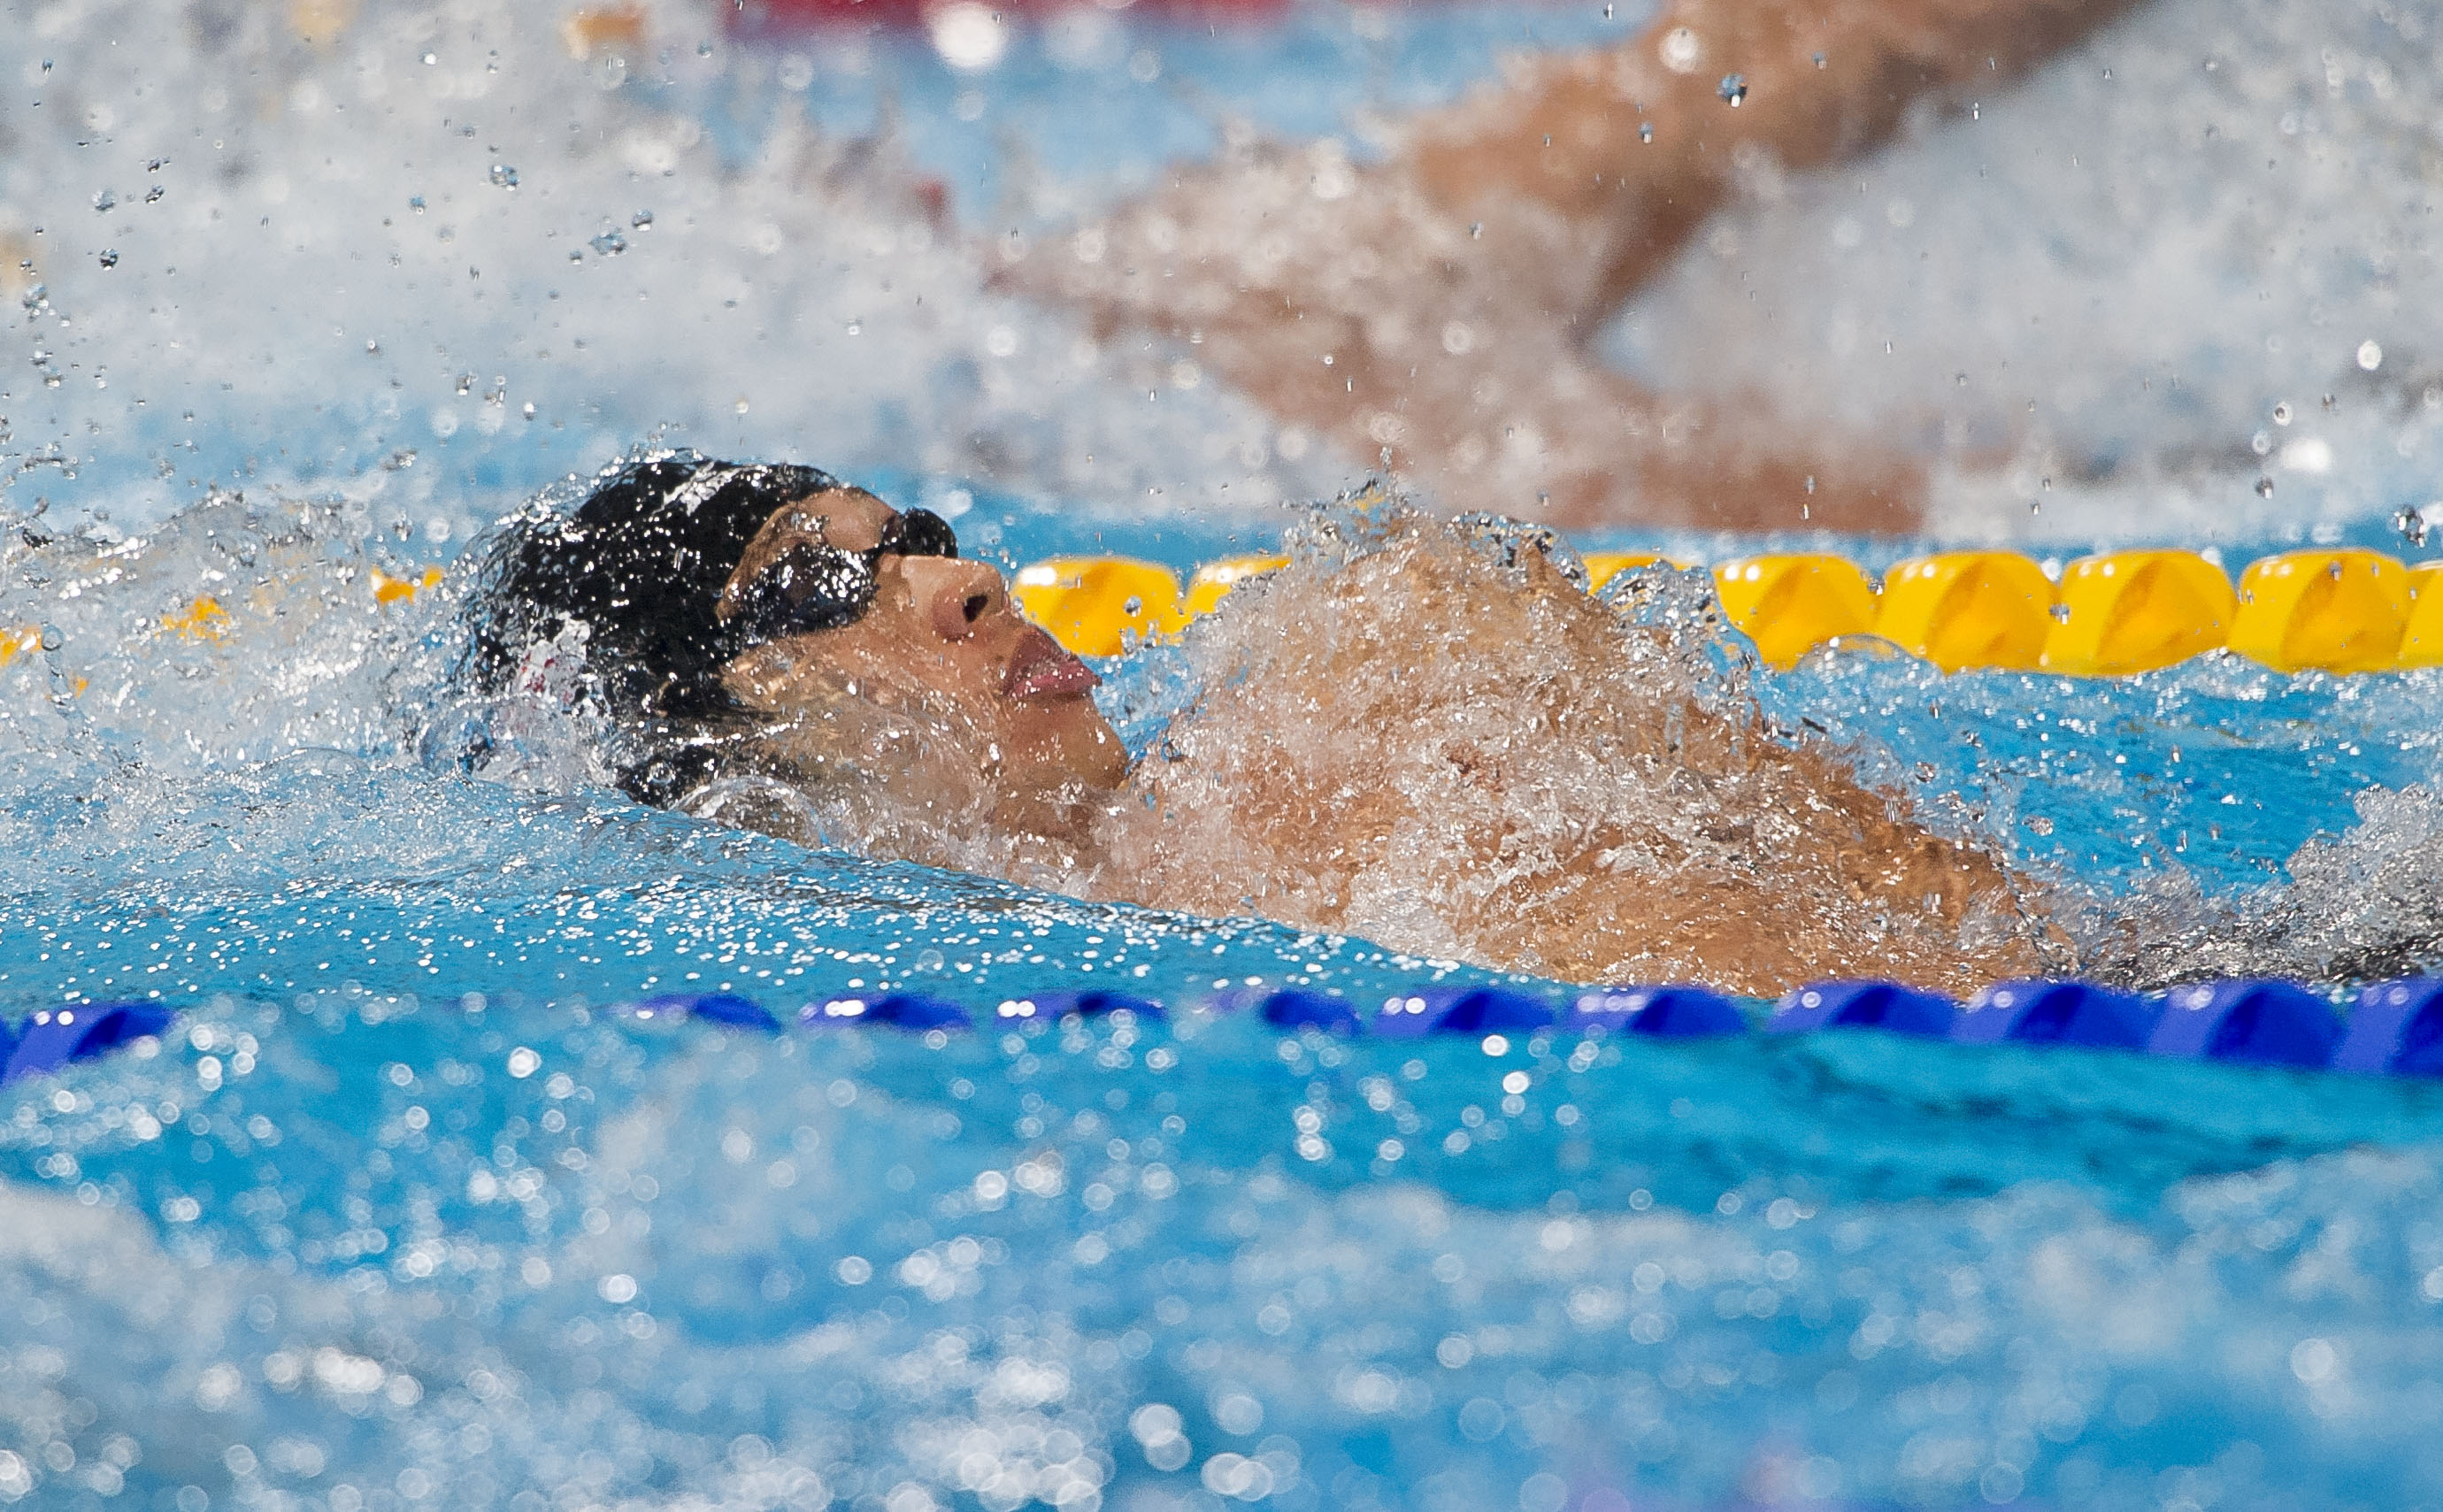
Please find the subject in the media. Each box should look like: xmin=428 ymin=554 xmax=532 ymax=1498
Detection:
xmin=9 ymin=547 xmax=2439 ymax=681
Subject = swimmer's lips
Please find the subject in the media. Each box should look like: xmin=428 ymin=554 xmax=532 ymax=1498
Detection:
xmin=1003 ymin=627 xmax=1099 ymax=702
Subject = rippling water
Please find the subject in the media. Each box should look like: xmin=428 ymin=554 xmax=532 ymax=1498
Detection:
xmin=10 ymin=0 xmax=2443 ymax=1505
xmin=0 ymin=485 xmax=2440 ymax=1509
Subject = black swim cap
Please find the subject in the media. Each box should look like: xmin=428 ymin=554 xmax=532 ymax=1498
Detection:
xmin=461 ymin=453 xmax=841 ymax=802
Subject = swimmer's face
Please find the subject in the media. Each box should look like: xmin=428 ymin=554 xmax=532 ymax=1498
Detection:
xmin=716 ymin=488 xmax=1127 ymax=835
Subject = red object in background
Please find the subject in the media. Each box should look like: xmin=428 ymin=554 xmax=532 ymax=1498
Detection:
xmin=742 ymin=0 xmax=1290 ymax=28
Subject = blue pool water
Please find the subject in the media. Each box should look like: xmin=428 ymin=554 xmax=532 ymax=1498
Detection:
xmin=4 ymin=486 xmax=2443 ymax=1512
xmin=9 ymin=0 xmax=2443 ymax=1504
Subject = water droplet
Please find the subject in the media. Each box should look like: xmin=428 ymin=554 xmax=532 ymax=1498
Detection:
xmin=2358 ymin=339 xmax=2384 ymax=372
xmin=1811 ymin=50 xmax=1827 ymax=68
xmin=2255 ymin=477 xmax=2275 ymax=498
xmin=144 ymin=185 xmax=165 ymax=204
xmin=488 ymin=163 xmax=519 ymax=189
xmin=456 ymin=372 xmax=475 ymax=395
xmin=421 ymin=50 xmax=437 ymax=65
xmin=589 ymin=228 xmax=627 ymax=257
xmin=1638 ymin=121 xmax=1654 ymax=143
xmin=698 ymin=39 xmax=715 ymax=56
xmin=91 ymin=188 xmax=116 ymax=213
xmin=97 ymin=249 xmax=118 ymax=268
xmin=1123 ymin=596 xmax=1144 ymax=616
xmin=2272 ymin=401 xmax=2292 ymax=425
xmin=631 ymin=210 xmax=654 ymax=230
xmin=2397 ymin=505 xmax=2432 ymax=549
xmin=1717 ymin=73 xmax=1747 ymax=105
xmin=409 ymin=195 xmax=426 ymax=212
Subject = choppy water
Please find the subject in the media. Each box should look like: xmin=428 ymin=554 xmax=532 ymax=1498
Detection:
xmin=0 ymin=485 xmax=2440 ymax=1510
xmin=9 ymin=0 xmax=2443 ymax=1507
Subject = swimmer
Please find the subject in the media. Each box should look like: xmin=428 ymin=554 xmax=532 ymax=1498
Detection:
xmin=460 ymin=457 xmax=1127 ymax=864
xmin=1010 ymin=0 xmax=2138 ymax=533
xmin=460 ymin=454 xmax=2063 ymax=995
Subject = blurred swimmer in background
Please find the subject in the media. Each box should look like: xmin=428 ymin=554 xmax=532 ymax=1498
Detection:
xmin=461 ymin=454 xmax=2063 ymax=995
xmin=1013 ymin=0 xmax=2139 ymax=533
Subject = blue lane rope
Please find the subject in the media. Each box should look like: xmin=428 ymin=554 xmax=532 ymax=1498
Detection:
xmin=9 ymin=977 xmax=2443 ymax=1089
xmin=0 ymin=1001 xmax=176 ymax=1086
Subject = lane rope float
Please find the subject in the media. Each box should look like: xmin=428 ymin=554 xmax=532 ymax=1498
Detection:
xmin=1003 ymin=546 xmax=2443 ymax=677
xmin=10 ymin=546 xmax=2436 ymax=680
xmin=19 ymin=978 xmax=2443 ymax=1092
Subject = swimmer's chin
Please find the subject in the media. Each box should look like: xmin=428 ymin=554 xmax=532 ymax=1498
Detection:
xmin=1003 ymin=626 xmax=1100 ymax=702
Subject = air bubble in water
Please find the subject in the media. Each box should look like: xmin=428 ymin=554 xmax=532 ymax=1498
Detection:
xmin=1639 ymin=122 xmax=1654 ymax=143
xmin=2272 ymin=401 xmax=2293 ymax=425
xmin=2255 ymin=477 xmax=2275 ymax=497
xmin=2358 ymin=339 xmax=2384 ymax=371
xmin=1718 ymin=73 xmax=1748 ymax=106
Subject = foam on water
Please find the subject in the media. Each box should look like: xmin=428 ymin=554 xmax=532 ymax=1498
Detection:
xmin=1 ymin=480 xmax=2442 ymax=1506
xmin=11 ymin=0 xmax=2443 ymax=1504
xmin=14 ymin=992 xmax=2443 ymax=1511
xmin=0 ymin=0 xmax=1331 ymax=535
xmin=1604 ymin=0 xmax=2443 ymax=542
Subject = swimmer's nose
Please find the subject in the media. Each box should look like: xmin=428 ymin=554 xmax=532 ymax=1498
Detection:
xmin=909 ymin=556 xmax=1010 ymax=643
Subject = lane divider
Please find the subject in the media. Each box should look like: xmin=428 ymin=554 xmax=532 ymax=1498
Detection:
xmin=12 ymin=977 xmax=2440 ymax=1092
xmin=1010 ymin=547 xmax=2443 ymax=676
xmin=14 ymin=547 xmax=2436 ymax=679
xmin=722 ymin=975 xmax=2443 ymax=1078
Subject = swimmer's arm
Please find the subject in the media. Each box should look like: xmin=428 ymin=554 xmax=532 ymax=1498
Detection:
xmin=1407 ymin=0 xmax=2146 ymax=321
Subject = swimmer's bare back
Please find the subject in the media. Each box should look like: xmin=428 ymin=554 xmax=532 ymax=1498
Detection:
xmin=1010 ymin=0 xmax=2139 ymax=532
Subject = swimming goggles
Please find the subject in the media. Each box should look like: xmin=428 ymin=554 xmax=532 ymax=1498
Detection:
xmin=727 ymin=507 xmax=960 ymax=645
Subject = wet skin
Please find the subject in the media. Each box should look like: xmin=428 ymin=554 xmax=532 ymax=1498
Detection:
xmin=715 ymin=489 xmax=1129 ymax=841
xmin=700 ymin=491 xmax=2047 ymax=991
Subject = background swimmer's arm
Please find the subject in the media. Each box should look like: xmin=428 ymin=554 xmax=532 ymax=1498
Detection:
xmin=1013 ymin=0 xmax=2132 ymax=530
xmin=1408 ymin=0 xmax=2146 ymax=322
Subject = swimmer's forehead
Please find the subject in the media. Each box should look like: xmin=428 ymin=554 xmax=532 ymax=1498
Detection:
xmin=718 ymin=487 xmax=900 ymax=610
